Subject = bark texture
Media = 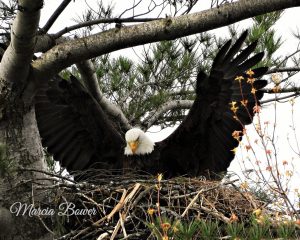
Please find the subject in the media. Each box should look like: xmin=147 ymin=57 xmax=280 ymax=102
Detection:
xmin=0 ymin=0 xmax=50 ymax=239
xmin=0 ymin=104 xmax=49 ymax=239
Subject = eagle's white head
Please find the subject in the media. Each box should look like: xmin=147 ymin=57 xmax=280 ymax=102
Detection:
xmin=124 ymin=128 xmax=155 ymax=155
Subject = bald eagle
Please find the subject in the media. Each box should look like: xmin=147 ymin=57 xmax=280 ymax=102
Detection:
xmin=35 ymin=31 xmax=268 ymax=180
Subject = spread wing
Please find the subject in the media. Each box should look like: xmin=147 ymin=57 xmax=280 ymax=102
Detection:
xmin=158 ymin=31 xmax=268 ymax=178
xmin=35 ymin=75 xmax=125 ymax=172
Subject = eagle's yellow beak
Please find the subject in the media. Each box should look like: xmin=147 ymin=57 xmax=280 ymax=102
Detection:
xmin=129 ymin=141 xmax=139 ymax=154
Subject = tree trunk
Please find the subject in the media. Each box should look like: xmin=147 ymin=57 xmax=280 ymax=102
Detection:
xmin=0 ymin=96 xmax=50 ymax=239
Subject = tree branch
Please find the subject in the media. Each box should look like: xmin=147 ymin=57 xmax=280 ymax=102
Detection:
xmin=34 ymin=35 xmax=69 ymax=53
xmin=267 ymin=67 xmax=300 ymax=74
xmin=261 ymin=92 xmax=300 ymax=104
xmin=0 ymin=0 xmax=42 ymax=89
xmin=264 ymin=86 xmax=300 ymax=94
xmin=40 ymin=0 xmax=72 ymax=33
xmin=53 ymin=17 xmax=163 ymax=39
xmin=76 ymin=60 xmax=131 ymax=132
xmin=34 ymin=34 xmax=58 ymax=53
xmin=142 ymin=100 xmax=193 ymax=129
xmin=142 ymin=92 xmax=300 ymax=129
xmin=142 ymin=85 xmax=300 ymax=128
xmin=32 ymin=0 xmax=300 ymax=84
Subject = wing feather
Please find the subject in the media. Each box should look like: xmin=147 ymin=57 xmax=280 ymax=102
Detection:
xmin=222 ymin=31 xmax=248 ymax=63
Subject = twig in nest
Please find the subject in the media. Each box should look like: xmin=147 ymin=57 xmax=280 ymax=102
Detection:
xmin=20 ymin=167 xmax=76 ymax=183
xmin=119 ymin=212 xmax=127 ymax=238
xmin=108 ymin=183 xmax=142 ymax=239
xmin=107 ymin=188 xmax=128 ymax=221
xmin=96 ymin=232 xmax=109 ymax=240
xmin=181 ymin=189 xmax=204 ymax=217
xmin=110 ymin=218 xmax=121 ymax=240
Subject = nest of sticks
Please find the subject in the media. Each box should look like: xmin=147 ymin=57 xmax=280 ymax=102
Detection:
xmin=30 ymin=169 xmax=269 ymax=240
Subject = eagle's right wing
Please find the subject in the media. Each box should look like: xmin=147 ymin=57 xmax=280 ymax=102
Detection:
xmin=35 ymin=75 xmax=125 ymax=172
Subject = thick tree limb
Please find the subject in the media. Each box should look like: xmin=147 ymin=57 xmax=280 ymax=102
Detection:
xmin=34 ymin=35 xmax=67 ymax=53
xmin=31 ymin=0 xmax=300 ymax=83
xmin=34 ymin=34 xmax=57 ymax=53
xmin=53 ymin=17 xmax=164 ymax=39
xmin=0 ymin=0 xmax=42 ymax=88
xmin=142 ymin=100 xmax=193 ymax=129
xmin=76 ymin=60 xmax=131 ymax=132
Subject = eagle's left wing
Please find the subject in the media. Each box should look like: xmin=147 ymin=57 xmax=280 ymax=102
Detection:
xmin=157 ymin=31 xmax=268 ymax=178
